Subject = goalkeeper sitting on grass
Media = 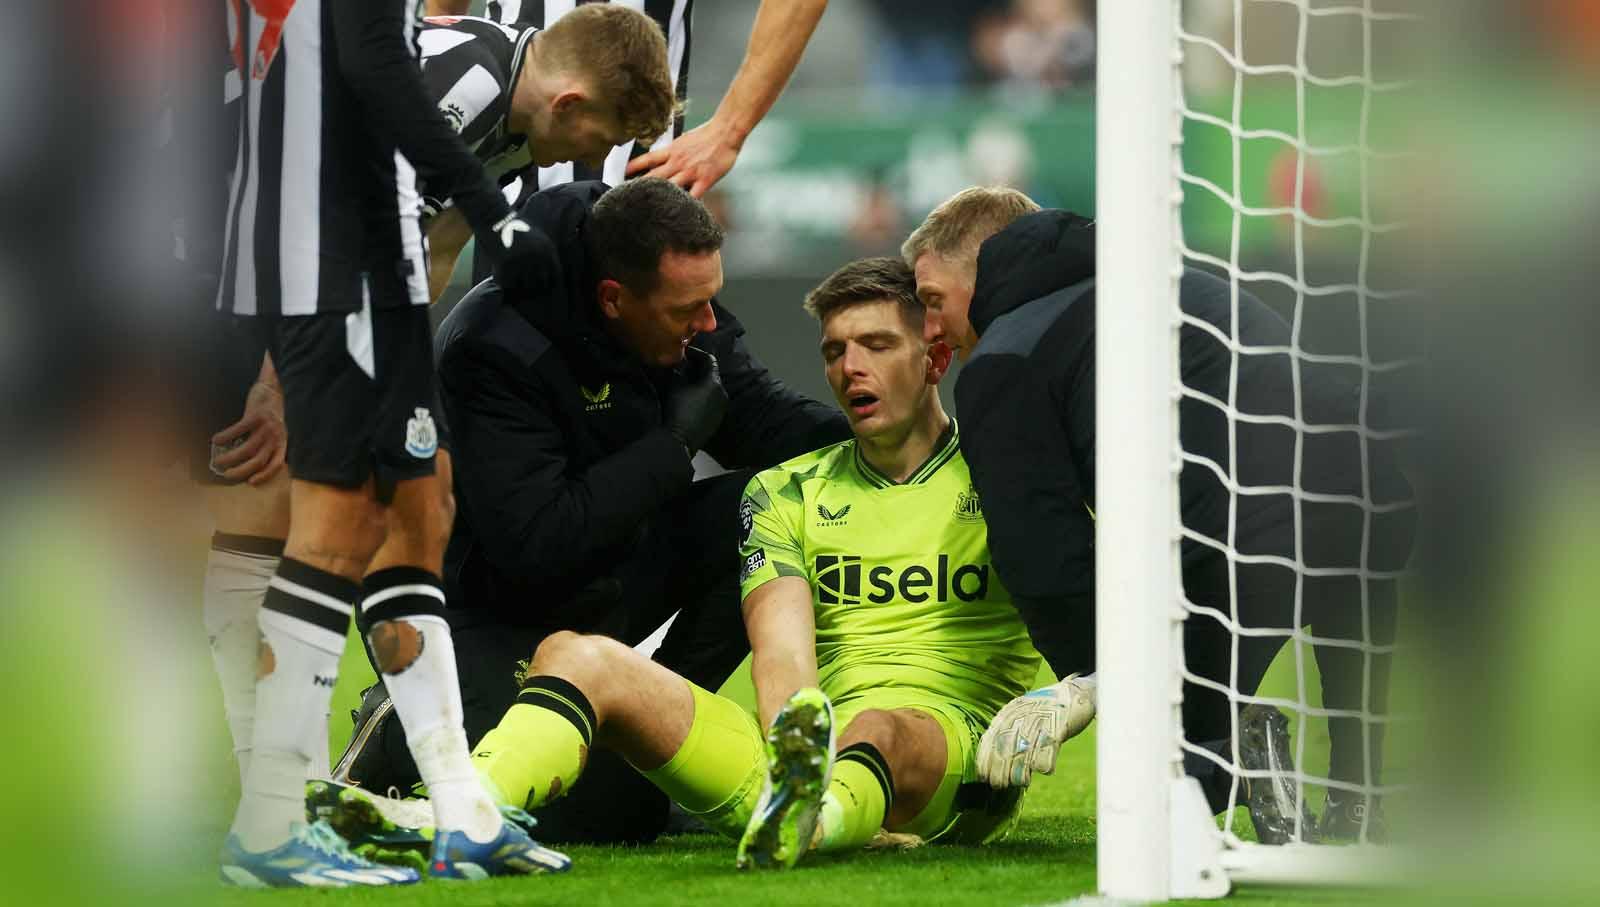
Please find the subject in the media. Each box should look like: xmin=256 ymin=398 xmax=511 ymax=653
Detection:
xmin=339 ymin=257 xmax=1049 ymax=868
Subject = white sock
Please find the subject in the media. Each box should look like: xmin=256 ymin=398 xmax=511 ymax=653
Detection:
xmin=309 ymin=708 xmax=331 ymax=782
xmin=363 ymin=570 xmax=500 ymax=843
xmin=203 ymin=541 xmax=279 ymax=787
xmin=380 ymin=615 xmax=501 ymax=842
xmin=230 ymin=563 xmax=354 ymax=853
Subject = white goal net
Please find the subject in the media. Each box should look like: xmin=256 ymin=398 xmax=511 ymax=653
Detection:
xmin=1095 ymin=0 xmax=1422 ymax=898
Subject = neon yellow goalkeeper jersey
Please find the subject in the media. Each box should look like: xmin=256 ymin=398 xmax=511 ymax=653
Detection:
xmin=738 ymin=420 xmax=1041 ymax=724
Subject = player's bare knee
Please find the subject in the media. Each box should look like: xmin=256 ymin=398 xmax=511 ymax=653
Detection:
xmin=530 ymin=630 xmax=590 ymax=675
xmin=840 ymin=708 xmax=899 ymax=752
xmin=369 ymin=619 xmax=425 ymax=675
xmin=530 ymin=632 xmax=625 ymax=695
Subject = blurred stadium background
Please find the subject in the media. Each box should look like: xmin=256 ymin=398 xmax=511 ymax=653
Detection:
xmin=434 ymin=0 xmax=1100 ymax=413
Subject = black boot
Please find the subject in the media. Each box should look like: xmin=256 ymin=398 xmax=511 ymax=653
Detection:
xmin=331 ymin=682 xmax=419 ymax=795
xmin=1238 ymin=704 xmax=1320 ymax=844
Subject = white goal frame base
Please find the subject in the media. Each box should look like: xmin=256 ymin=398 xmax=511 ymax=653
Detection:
xmin=1167 ymin=778 xmax=1406 ymax=898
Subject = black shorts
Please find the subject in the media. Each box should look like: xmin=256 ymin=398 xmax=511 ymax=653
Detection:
xmin=264 ymin=303 xmax=441 ymax=496
xmin=191 ymin=311 xmax=270 ymax=485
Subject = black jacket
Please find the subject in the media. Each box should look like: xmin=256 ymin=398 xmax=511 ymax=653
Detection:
xmin=956 ymin=210 xmax=1407 ymax=676
xmin=435 ymin=182 xmax=848 ymax=621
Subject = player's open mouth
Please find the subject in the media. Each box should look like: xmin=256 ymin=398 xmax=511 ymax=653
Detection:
xmin=847 ymin=393 xmax=879 ymax=417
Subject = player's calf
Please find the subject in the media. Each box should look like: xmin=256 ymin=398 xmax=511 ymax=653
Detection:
xmin=833 ymin=709 xmax=946 ymax=830
xmin=473 ymin=632 xmax=697 ymax=810
xmin=738 ymin=699 xmax=950 ymax=869
xmin=798 ymin=707 xmax=949 ymax=859
xmin=366 ymin=451 xmax=456 ymax=579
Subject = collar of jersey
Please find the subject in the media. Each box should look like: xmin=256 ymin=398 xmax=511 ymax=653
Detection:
xmin=852 ymin=418 xmax=960 ymax=488
xmin=497 ymin=26 xmax=541 ymax=146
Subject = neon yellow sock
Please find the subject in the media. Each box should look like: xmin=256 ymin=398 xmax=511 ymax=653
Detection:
xmin=471 ymin=677 xmax=594 ymax=810
xmin=816 ymin=744 xmax=893 ymax=852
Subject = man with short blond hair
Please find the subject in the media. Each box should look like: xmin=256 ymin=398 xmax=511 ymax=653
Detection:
xmin=901 ymin=185 xmax=1042 ymax=271
xmin=533 ymin=4 xmax=681 ymax=143
xmin=417 ymin=4 xmax=682 ymax=297
xmin=900 ymin=186 xmax=1040 ymax=361
xmin=905 ymin=190 xmax=1412 ymax=842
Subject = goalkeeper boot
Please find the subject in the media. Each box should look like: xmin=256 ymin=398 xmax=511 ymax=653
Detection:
xmin=305 ymin=780 xmax=430 ymax=872
xmin=220 ymin=820 xmax=420 ymax=888
xmin=429 ymin=807 xmax=573 ymax=880
xmin=737 ymin=687 xmax=835 ymax=870
xmin=1238 ymin=704 xmax=1319 ymax=845
xmin=1319 ymin=791 xmax=1387 ymax=843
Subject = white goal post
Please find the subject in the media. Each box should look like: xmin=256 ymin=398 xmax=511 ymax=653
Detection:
xmin=1095 ymin=0 xmax=1188 ymax=899
xmin=1095 ymin=0 xmax=1419 ymax=899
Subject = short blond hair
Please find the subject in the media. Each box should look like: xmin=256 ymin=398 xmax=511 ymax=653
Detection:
xmin=537 ymin=4 xmax=681 ymax=146
xmin=901 ymin=186 xmax=1041 ymax=272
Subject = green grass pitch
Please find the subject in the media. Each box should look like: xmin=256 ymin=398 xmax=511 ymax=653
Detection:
xmin=161 ymin=627 xmax=1364 ymax=906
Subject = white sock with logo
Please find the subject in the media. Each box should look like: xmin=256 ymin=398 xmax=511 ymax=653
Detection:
xmin=363 ymin=568 xmax=501 ymax=843
xmin=230 ymin=561 xmax=354 ymax=854
xmin=203 ymin=537 xmax=281 ymax=787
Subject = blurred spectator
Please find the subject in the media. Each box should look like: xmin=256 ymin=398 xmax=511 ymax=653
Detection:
xmin=847 ymin=171 xmax=906 ymax=255
xmin=862 ymin=0 xmax=992 ymax=95
xmin=965 ymin=118 xmax=1036 ymax=193
xmin=973 ymin=0 xmax=1095 ymax=97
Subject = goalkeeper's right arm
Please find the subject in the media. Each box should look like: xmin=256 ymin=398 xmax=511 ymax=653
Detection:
xmin=741 ymin=576 xmax=819 ymax=730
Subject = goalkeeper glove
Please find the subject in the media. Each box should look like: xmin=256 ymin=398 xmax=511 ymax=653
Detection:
xmin=976 ymin=673 xmax=1097 ymax=789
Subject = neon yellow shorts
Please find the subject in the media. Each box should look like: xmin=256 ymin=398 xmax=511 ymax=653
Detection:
xmin=649 ymin=682 xmax=1022 ymax=845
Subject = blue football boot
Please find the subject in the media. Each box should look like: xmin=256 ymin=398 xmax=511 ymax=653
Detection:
xmin=220 ymin=820 xmax=420 ymax=888
xmin=428 ymin=807 xmax=573 ymax=880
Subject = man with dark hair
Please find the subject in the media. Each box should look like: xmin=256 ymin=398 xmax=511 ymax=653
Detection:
xmin=336 ymin=178 xmax=848 ymax=845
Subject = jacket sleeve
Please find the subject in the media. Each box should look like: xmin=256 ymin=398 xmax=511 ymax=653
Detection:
xmin=329 ymin=1 xmax=508 ymax=228
xmin=700 ymin=306 xmax=851 ymax=469
xmin=957 ymin=354 xmax=1096 ymax=677
xmin=440 ymin=343 xmax=695 ymax=590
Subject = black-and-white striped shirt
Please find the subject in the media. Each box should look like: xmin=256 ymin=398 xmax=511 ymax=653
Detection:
xmin=487 ymin=0 xmax=693 ymax=190
xmin=417 ymin=16 xmax=539 ymax=213
xmin=218 ymin=0 xmax=509 ymax=316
